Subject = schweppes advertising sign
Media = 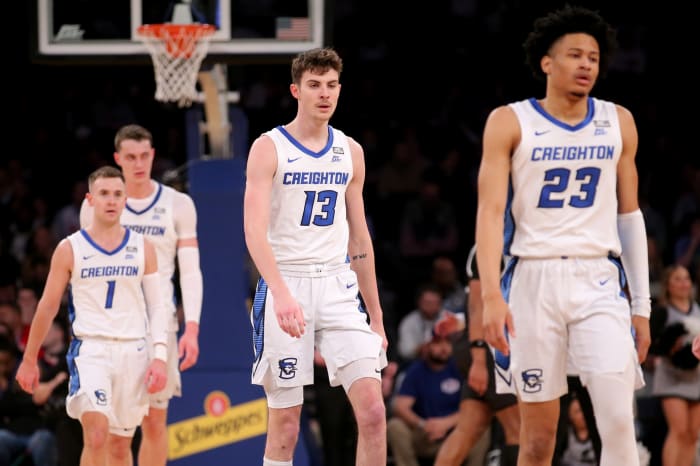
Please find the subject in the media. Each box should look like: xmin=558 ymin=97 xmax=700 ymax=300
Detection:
xmin=168 ymin=391 xmax=268 ymax=459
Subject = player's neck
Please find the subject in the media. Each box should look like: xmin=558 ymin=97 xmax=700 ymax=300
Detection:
xmin=86 ymin=223 xmax=126 ymax=248
xmin=126 ymin=179 xmax=156 ymax=200
xmin=539 ymin=94 xmax=589 ymax=125
xmin=285 ymin=117 xmax=329 ymax=141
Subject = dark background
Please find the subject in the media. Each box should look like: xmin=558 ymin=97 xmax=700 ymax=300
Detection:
xmin=2 ymin=0 xmax=693 ymax=309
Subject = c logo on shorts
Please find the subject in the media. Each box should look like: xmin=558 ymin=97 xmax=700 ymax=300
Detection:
xmin=521 ymin=369 xmax=543 ymax=393
xmin=94 ymin=389 xmax=108 ymax=405
xmin=278 ymin=358 xmax=298 ymax=380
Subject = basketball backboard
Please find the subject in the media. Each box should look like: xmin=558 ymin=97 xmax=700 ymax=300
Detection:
xmin=33 ymin=0 xmax=328 ymax=63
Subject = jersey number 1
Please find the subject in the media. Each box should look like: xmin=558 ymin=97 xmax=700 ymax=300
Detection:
xmin=105 ymin=280 xmax=116 ymax=309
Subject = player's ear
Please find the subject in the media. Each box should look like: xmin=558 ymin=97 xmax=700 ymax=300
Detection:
xmin=540 ymin=55 xmax=552 ymax=76
xmin=290 ymin=83 xmax=300 ymax=99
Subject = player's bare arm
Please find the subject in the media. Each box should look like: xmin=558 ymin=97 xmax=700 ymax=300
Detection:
xmin=467 ymin=278 xmax=488 ymax=395
xmin=16 ymin=239 xmax=73 ymax=393
xmin=346 ymin=137 xmax=387 ymax=347
xmin=174 ymin=193 xmax=203 ymax=371
xmin=244 ymin=135 xmax=305 ymax=338
xmin=616 ymin=104 xmax=651 ymax=363
xmin=476 ymin=106 xmax=519 ymax=355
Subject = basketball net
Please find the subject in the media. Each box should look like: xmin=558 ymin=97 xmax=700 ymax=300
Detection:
xmin=137 ymin=23 xmax=216 ymax=107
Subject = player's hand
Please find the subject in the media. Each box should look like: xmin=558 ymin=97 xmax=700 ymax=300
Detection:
xmin=145 ymin=359 xmax=168 ymax=393
xmin=273 ymin=291 xmax=306 ymax=338
xmin=632 ymin=315 xmax=651 ymax=363
xmin=693 ymin=334 xmax=700 ymax=359
xmin=15 ymin=359 xmax=40 ymax=394
xmin=483 ymin=296 xmax=514 ymax=355
xmin=178 ymin=322 xmax=200 ymax=371
xmin=467 ymin=352 xmax=489 ymax=395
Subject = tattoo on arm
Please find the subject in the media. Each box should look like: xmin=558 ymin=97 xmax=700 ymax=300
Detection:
xmin=352 ymin=253 xmax=367 ymax=261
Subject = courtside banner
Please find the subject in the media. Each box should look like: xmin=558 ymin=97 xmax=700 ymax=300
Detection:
xmin=168 ymin=393 xmax=267 ymax=459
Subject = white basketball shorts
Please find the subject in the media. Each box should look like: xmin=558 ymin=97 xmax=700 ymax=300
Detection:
xmin=251 ymin=263 xmax=385 ymax=395
xmin=66 ymin=336 xmax=151 ymax=436
xmin=500 ymin=256 xmax=639 ymax=402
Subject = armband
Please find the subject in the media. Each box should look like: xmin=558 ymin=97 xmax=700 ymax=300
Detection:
xmin=177 ymin=247 xmax=203 ymax=324
xmin=143 ymin=272 xmax=168 ymax=346
xmin=153 ymin=343 xmax=168 ymax=362
xmin=617 ymin=209 xmax=651 ymax=318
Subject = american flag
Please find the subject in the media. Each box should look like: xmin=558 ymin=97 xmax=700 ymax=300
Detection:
xmin=276 ymin=17 xmax=311 ymax=40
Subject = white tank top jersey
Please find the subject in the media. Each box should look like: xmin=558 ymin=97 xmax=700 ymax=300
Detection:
xmin=506 ymin=97 xmax=623 ymax=258
xmin=120 ymin=183 xmax=180 ymax=312
xmin=67 ymin=228 xmax=148 ymax=340
xmin=81 ymin=183 xmax=195 ymax=331
xmin=82 ymin=183 xmax=195 ymax=327
xmin=265 ymin=125 xmax=353 ymax=266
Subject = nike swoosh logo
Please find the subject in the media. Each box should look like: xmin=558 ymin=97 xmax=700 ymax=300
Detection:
xmin=375 ymin=368 xmax=382 ymax=373
xmin=346 ymin=283 xmax=356 ymax=289
xmin=599 ymin=278 xmax=611 ymax=286
xmin=287 ymin=157 xmax=302 ymax=163
xmin=534 ymin=130 xmax=551 ymax=136
xmin=83 ymin=255 xmax=95 ymax=260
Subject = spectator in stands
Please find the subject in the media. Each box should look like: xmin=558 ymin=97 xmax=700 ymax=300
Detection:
xmin=387 ymin=330 xmax=463 ymax=466
xmin=650 ymin=264 xmax=700 ymax=466
xmin=397 ymin=284 xmax=461 ymax=365
xmin=0 ymin=333 xmax=59 ymax=466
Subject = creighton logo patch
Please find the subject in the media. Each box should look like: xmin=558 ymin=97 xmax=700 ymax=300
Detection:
xmin=521 ymin=369 xmax=543 ymax=393
xmin=278 ymin=358 xmax=298 ymax=380
xmin=94 ymin=389 xmax=108 ymax=405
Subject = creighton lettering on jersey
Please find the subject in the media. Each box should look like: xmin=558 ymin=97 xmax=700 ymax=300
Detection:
xmin=507 ymin=97 xmax=622 ymax=258
xmin=121 ymin=224 xmax=167 ymax=236
xmin=121 ymin=182 xmax=180 ymax=330
xmin=266 ymin=125 xmax=353 ymax=266
xmin=80 ymin=265 xmax=139 ymax=278
xmin=67 ymin=229 xmax=148 ymax=340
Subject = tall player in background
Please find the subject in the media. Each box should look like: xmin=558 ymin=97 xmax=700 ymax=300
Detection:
xmin=244 ymin=47 xmax=388 ymax=466
xmin=17 ymin=166 xmax=168 ymax=466
xmin=80 ymin=125 xmax=203 ymax=466
xmin=475 ymin=6 xmax=650 ymax=466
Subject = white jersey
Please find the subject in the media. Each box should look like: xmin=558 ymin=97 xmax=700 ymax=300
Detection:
xmin=81 ymin=182 xmax=196 ymax=331
xmin=266 ymin=125 xmax=353 ymax=266
xmin=507 ymin=97 xmax=622 ymax=258
xmin=67 ymin=229 xmax=148 ymax=340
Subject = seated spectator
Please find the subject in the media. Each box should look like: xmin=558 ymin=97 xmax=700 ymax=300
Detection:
xmin=0 ymin=334 xmax=58 ymax=466
xmin=429 ymin=256 xmax=466 ymax=314
xmin=558 ymin=395 xmax=597 ymax=466
xmin=0 ymin=302 xmax=24 ymax=351
xmin=649 ymin=264 xmax=700 ymax=466
xmin=397 ymin=284 xmax=462 ymax=365
xmin=387 ymin=330 xmax=463 ymax=466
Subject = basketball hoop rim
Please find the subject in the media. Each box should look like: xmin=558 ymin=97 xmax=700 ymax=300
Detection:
xmin=136 ymin=23 xmax=217 ymax=39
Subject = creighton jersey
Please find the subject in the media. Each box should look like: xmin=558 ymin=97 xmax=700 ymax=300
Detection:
xmin=120 ymin=183 xmax=179 ymax=330
xmin=67 ymin=229 xmax=147 ymax=339
xmin=507 ymin=97 xmax=622 ymax=258
xmin=266 ymin=125 xmax=353 ymax=266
